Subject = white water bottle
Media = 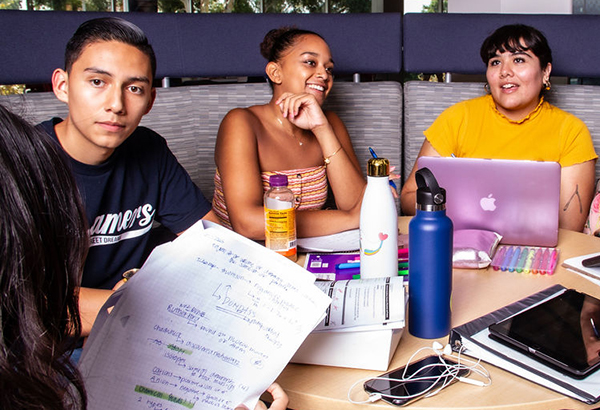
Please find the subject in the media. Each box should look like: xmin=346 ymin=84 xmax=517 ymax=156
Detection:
xmin=360 ymin=157 xmax=398 ymax=278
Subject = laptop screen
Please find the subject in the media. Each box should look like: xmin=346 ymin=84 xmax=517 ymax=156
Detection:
xmin=417 ymin=156 xmax=560 ymax=246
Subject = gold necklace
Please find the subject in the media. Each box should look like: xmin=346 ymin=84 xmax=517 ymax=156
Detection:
xmin=275 ymin=116 xmax=303 ymax=146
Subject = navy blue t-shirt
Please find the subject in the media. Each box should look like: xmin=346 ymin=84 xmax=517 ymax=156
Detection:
xmin=40 ymin=118 xmax=211 ymax=289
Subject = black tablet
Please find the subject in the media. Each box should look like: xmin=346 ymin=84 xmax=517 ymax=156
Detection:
xmin=488 ymin=288 xmax=600 ymax=379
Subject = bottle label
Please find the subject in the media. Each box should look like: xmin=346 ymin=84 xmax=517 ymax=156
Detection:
xmin=264 ymin=208 xmax=297 ymax=259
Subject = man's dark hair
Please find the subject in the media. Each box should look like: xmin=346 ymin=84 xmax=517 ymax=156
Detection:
xmin=65 ymin=17 xmax=157 ymax=81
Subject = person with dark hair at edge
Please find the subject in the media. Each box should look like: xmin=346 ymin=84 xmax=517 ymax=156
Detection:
xmin=0 ymin=104 xmax=88 ymax=410
xmin=400 ymin=24 xmax=597 ymax=232
xmin=213 ymin=26 xmax=367 ymax=240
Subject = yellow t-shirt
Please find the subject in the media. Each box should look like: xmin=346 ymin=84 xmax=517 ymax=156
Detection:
xmin=425 ymin=94 xmax=597 ymax=167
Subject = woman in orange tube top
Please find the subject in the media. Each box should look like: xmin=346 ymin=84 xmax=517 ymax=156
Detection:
xmin=213 ymin=26 xmax=366 ymax=239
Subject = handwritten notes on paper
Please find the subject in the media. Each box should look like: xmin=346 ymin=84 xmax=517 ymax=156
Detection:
xmin=79 ymin=221 xmax=331 ymax=410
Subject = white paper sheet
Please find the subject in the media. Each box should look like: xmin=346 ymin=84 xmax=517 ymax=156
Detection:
xmin=79 ymin=221 xmax=331 ymax=410
xmin=562 ymin=253 xmax=600 ymax=286
xmin=297 ymin=229 xmax=360 ymax=252
xmin=312 ymin=277 xmax=406 ymax=331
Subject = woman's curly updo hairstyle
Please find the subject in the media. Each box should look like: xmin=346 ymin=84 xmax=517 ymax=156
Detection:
xmin=260 ymin=26 xmax=325 ymax=63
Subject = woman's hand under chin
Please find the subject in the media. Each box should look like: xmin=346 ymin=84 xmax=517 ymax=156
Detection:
xmin=276 ymin=92 xmax=327 ymax=131
xmin=234 ymin=383 xmax=289 ymax=410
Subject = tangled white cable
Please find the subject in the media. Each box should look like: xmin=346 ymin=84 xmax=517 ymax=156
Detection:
xmin=347 ymin=343 xmax=492 ymax=405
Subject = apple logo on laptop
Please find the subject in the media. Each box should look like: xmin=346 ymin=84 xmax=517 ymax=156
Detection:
xmin=480 ymin=194 xmax=497 ymax=211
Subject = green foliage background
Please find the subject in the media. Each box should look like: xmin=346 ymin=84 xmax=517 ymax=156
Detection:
xmin=3 ymin=0 xmax=370 ymax=13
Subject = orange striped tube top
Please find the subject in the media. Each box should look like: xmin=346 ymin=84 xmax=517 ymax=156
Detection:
xmin=213 ymin=165 xmax=328 ymax=230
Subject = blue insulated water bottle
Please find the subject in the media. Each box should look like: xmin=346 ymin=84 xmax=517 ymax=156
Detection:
xmin=408 ymin=167 xmax=453 ymax=339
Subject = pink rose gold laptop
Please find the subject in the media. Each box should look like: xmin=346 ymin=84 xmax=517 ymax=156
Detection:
xmin=417 ymin=157 xmax=561 ymax=247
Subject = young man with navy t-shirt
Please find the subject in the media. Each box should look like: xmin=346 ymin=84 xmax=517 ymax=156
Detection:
xmin=40 ymin=17 xmax=217 ymax=337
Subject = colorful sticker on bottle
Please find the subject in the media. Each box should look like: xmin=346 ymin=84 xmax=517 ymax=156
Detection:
xmin=265 ymin=208 xmax=297 ymax=258
xmin=362 ymin=232 xmax=389 ymax=256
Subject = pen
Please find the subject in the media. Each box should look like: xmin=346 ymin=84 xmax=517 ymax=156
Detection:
xmin=369 ymin=146 xmax=397 ymax=190
xmin=591 ymin=318 xmax=600 ymax=339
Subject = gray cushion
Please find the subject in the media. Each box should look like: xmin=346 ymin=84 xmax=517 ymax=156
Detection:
xmin=0 ymin=81 xmax=403 ymax=203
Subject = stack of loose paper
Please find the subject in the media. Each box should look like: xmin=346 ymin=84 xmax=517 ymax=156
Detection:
xmin=292 ymin=276 xmax=407 ymax=370
xmin=79 ymin=221 xmax=331 ymax=410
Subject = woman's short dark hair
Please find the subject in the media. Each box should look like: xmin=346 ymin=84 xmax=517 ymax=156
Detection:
xmin=65 ymin=16 xmax=157 ymax=81
xmin=480 ymin=24 xmax=552 ymax=69
xmin=0 ymin=105 xmax=88 ymax=410
xmin=260 ymin=26 xmax=325 ymax=63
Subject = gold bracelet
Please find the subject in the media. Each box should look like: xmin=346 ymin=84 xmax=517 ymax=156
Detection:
xmin=323 ymin=146 xmax=343 ymax=166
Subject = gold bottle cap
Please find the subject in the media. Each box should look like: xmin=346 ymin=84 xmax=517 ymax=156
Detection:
xmin=367 ymin=157 xmax=390 ymax=177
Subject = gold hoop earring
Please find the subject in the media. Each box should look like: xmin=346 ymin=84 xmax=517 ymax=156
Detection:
xmin=484 ymin=83 xmax=490 ymax=93
xmin=544 ymin=81 xmax=551 ymax=91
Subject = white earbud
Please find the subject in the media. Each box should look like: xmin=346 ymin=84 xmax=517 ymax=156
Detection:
xmin=457 ymin=377 xmax=486 ymax=387
xmin=431 ymin=342 xmax=452 ymax=356
xmin=443 ymin=344 xmax=453 ymax=356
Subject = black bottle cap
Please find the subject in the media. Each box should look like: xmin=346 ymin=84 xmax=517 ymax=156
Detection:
xmin=415 ymin=167 xmax=446 ymax=211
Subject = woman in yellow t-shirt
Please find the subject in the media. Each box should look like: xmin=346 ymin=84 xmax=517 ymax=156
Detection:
xmin=400 ymin=24 xmax=597 ymax=232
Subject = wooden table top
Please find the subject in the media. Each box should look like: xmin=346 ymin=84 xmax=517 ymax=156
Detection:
xmin=274 ymin=218 xmax=600 ymax=410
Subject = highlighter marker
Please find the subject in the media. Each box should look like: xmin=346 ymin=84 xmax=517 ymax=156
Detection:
xmin=523 ymin=248 xmax=536 ymax=273
xmin=336 ymin=262 xmax=360 ymax=270
xmin=540 ymin=249 xmax=554 ymax=275
xmin=547 ymin=249 xmax=559 ymax=275
xmin=501 ymin=246 xmax=514 ymax=271
xmin=539 ymin=249 xmax=550 ymax=275
xmin=516 ymin=247 xmax=529 ymax=273
xmin=508 ymin=247 xmax=521 ymax=272
xmin=336 ymin=270 xmax=358 ymax=280
xmin=492 ymin=246 xmax=507 ymax=270
xmin=531 ymin=248 xmax=543 ymax=274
